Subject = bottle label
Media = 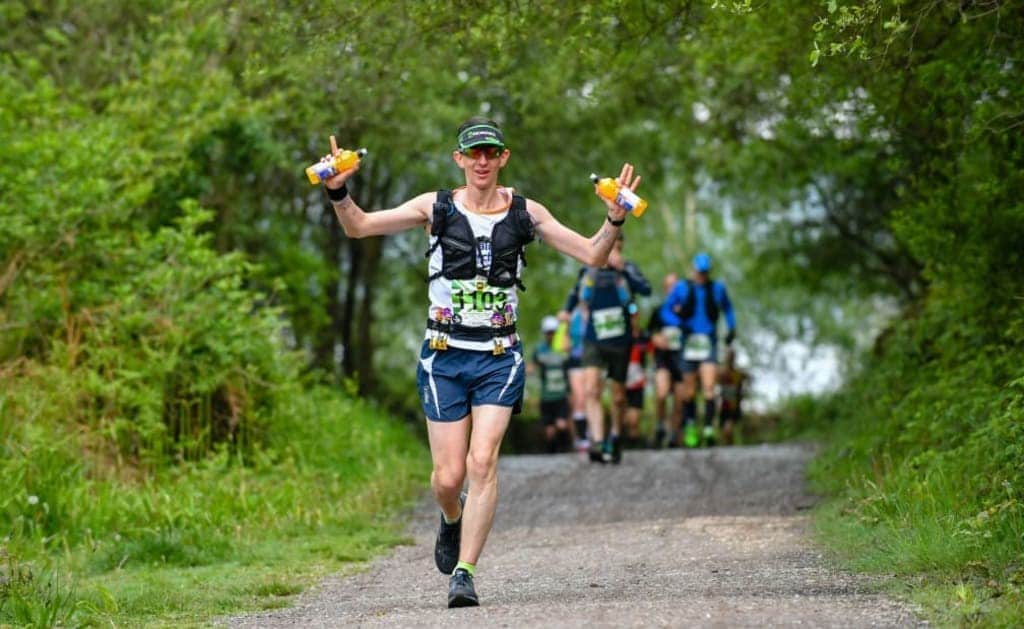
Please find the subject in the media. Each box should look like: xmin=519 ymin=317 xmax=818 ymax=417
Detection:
xmin=312 ymin=161 xmax=337 ymax=182
xmin=615 ymin=188 xmax=640 ymax=213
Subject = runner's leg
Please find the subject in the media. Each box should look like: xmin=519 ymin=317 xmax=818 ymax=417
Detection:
xmin=583 ymin=366 xmax=606 ymax=444
xmin=459 ymin=404 xmax=513 ymax=565
xmin=609 ymin=380 xmax=626 ymax=438
xmin=426 ymin=416 xmax=470 ymax=522
xmin=699 ymin=362 xmax=718 ymax=428
xmin=654 ymin=367 xmax=671 ymax=444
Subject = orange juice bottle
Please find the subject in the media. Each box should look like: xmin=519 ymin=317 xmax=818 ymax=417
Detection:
xmin=590 ymin=173 xmax=648 ymax=217
xmin=306 ymin=148 xmax=368 ymax=185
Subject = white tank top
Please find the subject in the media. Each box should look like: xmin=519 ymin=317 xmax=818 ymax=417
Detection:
xmin=424 ymin=196 xmax=522 ymax=352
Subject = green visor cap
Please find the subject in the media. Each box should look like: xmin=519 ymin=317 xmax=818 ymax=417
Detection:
xmin=457 ymin=124 xmax=506 ymax=150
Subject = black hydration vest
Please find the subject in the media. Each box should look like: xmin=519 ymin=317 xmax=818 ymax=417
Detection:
xmin=424 ymin=189 xmax=534 ymax=291
xmin=678 ymin=279 xmax=720 ymax=323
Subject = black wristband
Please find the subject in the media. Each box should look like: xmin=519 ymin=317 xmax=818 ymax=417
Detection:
xmin=606 ymin=213 xmax=626 ymax=227
xmin=326 ymin=183 xmax=349 ymax=203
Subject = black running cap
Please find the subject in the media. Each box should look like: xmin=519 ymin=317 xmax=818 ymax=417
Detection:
xmin=457 ymin=124 xmax=506 ymax=150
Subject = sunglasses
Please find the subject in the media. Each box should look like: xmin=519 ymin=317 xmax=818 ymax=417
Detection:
xmin=460 ymin=145 xmax=505 ymax=160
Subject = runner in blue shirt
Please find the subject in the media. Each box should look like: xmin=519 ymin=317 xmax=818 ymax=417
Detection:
xmin=664 ymin=252 xmax=737 ymax=447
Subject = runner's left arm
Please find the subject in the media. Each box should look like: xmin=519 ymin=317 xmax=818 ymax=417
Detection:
xmin=622 ymin=261 xmax=652 ymax=297
xmin=527 ymin=163 xmax=641 ymax=266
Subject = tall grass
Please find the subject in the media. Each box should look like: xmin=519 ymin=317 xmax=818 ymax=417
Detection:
xmin=1 ymin=376 xmax=429 ymax=626
xmin=796 ymin=291 xmax=1024 ymax=626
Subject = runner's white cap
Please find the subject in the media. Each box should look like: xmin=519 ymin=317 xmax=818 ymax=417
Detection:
xmin=540 ymin=316 xmax=559 ymax=333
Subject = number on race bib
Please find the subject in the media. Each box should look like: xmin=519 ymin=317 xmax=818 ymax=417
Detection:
xmin=592 ymin=307 xmax=626 ymax=340
xmin=683 ymin=333 xmax=713 ymax=361
xmin=451 ymin=280 xmax=510 ymax=324
xmin=662 ymin=326 xmax=683 ymax=351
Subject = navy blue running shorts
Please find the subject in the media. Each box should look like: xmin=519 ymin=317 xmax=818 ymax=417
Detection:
xmin=416 ymin=340 xmax=526 ymax=422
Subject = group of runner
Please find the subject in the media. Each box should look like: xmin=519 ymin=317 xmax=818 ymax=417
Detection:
xmin=532 ymin=244 xmax=746 ymax=462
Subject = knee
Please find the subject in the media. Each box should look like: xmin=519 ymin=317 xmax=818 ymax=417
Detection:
xmin=466 ymin=449 xmax=498 ymax=483
xmin=432 ymin=462 xmax=465 ymax=495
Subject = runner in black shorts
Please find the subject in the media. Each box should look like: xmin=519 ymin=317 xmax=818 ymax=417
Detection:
xmin=531 ymin=316 xmax=571 ymax=453
xmin=624 ymin=306 xmax=652 ymax=448
xmin=564 ymin=233 xmax=651 ymax=463
xmin=319 ymin=117 xmax=643 ymax=607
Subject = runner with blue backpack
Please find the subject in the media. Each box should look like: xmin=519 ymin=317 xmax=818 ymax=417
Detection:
xmin=664 ymin=252 xmax=737 ymax=447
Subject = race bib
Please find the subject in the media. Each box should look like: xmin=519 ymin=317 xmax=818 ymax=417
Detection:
xmin=592 ymin=307 xmax=626 ymax=340
xmin=683 ymin=333 xmax=713 ymax=362
xmin=450 ymin=279 xmax=510 ymax=326
xmin=545 ymin=369 xmax=567 ymax=395
xmin=661 ymin=326 xmax=683 ymax=351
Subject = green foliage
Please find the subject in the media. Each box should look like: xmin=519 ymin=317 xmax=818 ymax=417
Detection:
xmin=0 ymin=379 xmax=428 ymax=624
xmin=801 ymin=286 xmax=1024 ymax=623
xmin=0 ymin=553 xmax=79 ymax=628
xmin=2 ymin=0 xmax=1024 ymax=624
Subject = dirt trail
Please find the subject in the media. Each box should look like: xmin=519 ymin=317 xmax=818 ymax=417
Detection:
xmin=228 ymin=443 xmax=925 ymax=628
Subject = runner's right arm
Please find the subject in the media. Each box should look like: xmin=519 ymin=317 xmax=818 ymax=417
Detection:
xmin=321 ymin=135 xmax=432 ymax=237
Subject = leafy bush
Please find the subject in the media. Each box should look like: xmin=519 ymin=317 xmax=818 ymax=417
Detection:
xmin=801 ymin=288 xmax=1024 ymax=622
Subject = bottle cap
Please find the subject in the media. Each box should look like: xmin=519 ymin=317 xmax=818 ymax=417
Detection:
xmin=589 ymin=173 xmax=600 ymax=183
xmin=356 ymin=148 xmax=368 ymax=157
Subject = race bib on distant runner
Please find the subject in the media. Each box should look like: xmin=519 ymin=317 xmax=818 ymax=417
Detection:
xmin=661 ymin=326 xmax=683 ymax=351
xmin=450 ymin=279 xmax=510 ymax=326
xmin=592 ymin=307 xmax=626 ymax=340
xmin=545 ymin=369 xmax=567 ymax=396
xmin=683 ymin=333 xmax=713 ymax=361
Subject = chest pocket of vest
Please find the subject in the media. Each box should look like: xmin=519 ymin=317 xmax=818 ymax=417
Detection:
xmin=489 ymin=215 xmax=530 ymax=287
xmin=436 ymin=232 xmax=477 ymax=280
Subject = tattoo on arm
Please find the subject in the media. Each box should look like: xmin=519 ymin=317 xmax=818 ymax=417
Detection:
xmin=592 ymin=227 xmax=613 ymax=248
xmin=331 ymin=197 xmax=355 ymax=223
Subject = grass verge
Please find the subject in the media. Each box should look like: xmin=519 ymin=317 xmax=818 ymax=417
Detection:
xmin=1 ymin=387 xmax=430 ymax=627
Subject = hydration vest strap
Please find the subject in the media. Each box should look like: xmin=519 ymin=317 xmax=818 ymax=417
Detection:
xmin=681 ymin=279 xmax=721 ymax=322
xmin=425 ymin=189 xmax=454 ymax=258
xmin=426 ymin=318 xmax=517 ymax=342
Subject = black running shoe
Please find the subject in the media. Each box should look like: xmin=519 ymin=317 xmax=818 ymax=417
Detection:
xmin=448 ymin=568 xmax=479 ymax=608
xmin=600 ymin=438 xmax=614 ymax=464
xmin=610 ymin=435 xmax=623 ymax=465
xmin=654 ymin=427 xmax=667 ymax=449
xmin=588 ymin=443 xmax=605 ymax=464
xmin=434 ymin=493 xmax=465 ymax=574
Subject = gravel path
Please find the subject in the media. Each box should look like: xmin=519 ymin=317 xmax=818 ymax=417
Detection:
xmin=227 ymin=443 xmax=925 ymax=628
